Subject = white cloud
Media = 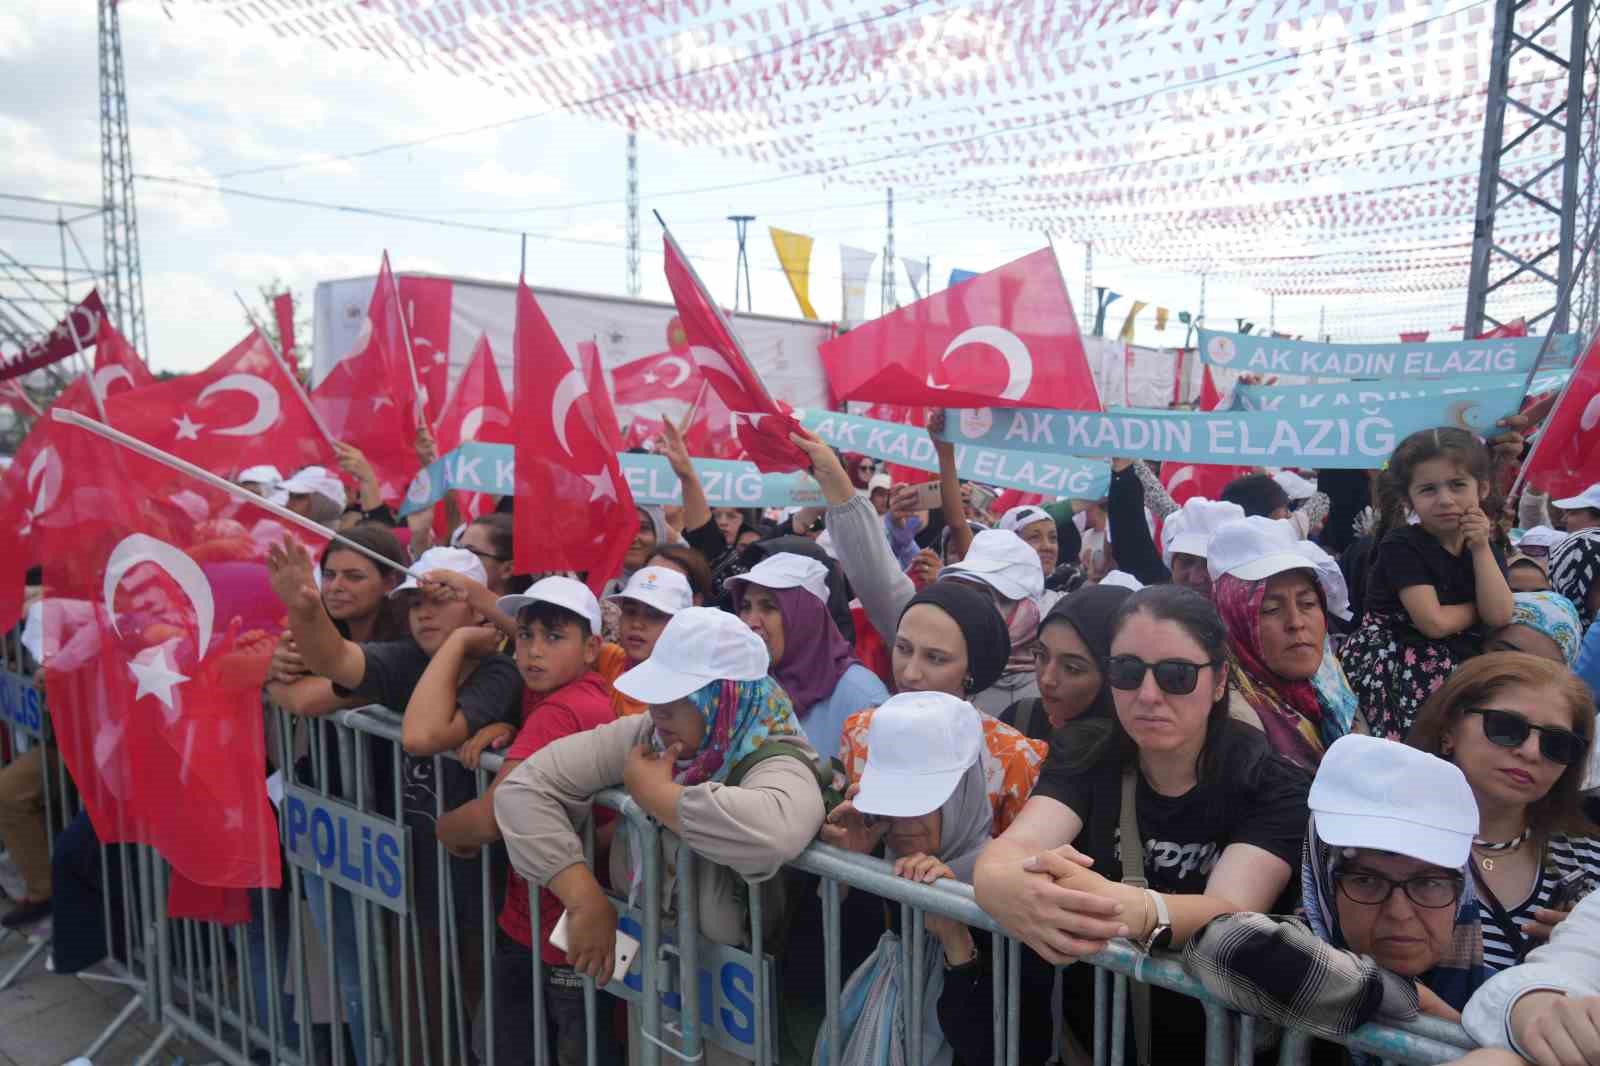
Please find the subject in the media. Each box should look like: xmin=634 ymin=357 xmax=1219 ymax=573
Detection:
xmin=459 ymin=160 xmax=560 ymax=201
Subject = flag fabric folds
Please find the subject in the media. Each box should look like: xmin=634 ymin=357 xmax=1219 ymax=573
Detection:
xmin=1521 ymin=329 xmax=1600 ymax=499
xmin=818 ymin=248 xmax=1101 ymax=412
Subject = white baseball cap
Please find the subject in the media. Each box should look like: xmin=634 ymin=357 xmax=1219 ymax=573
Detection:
xmin=1309 ymin=735 xmax=1477 ymax=870
xmin=1206 ymin=515 xmax=1351 ymax=619
xmin=1554 ymin=483 xmax=1600 ymax=511
xmin=1516 ymin=524 xmax=1567 ymax=557
xmin=614 ymin=606 xmax=770 ymax=705
xmin=998 ymin=505 xmax=1054 ymax=536
xmin=726 ymin=552 xmax=831 ymax=605
xmin=238 ymin=465 xmax=284 ymax=488
xmin=393 ymin=546 xmax=489 ymax=597
xmin=497 ymin=575 xmax=603 ymax=634
xmin=1163 ymin=498 xmax=1246 ymax=565
xmin=605 ymin=566 xmax=692 ymax=617
xmin=1273 ymin=470 xmax=1318 ymax=502
xmin=852 ymin=692 xmax=984 ymax=819
xmin=280 ymin=466 xmax=347 ymax=509
xmin=1100 ymin=570 xmax=1145 ymax=591
xmin=868 ymin=472 xmax=892 ymax=494
xmin=944 ymin=529 xmax=1044 ymax=602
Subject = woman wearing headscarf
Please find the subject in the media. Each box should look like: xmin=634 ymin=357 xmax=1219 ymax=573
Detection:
xmin=818 ymin=692 xmax=1052 ymax=1066
xmin=1207 ymin=516 xmax=1358 ymax=769
xmin=1549 ymin=522 xmax=1600 ymax=629
xmin=1185 ymin=735 xmax=1486 ymax=1049
xmin=1001 ymin=584 xmax=1134 ymax=742
xmin=727 ymin=552 xmax=888 ymax=762
xmin=494 ymin=607 xmax=827 ymax=1066
xmin=1484 ymin=590 xmax=1583 ymax=666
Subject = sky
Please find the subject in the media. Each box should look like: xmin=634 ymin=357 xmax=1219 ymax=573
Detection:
xmin=0 ymin=1 xmax=1555 ymax=375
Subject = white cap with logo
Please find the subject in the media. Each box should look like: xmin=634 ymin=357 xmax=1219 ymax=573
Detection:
xmin=392 ymin=546 xmax=488 ymax=597
xmin=614 ymin=606 xmax=770 ymax=705
xmin=944 ymin=528 xmax=1045 ymax=602
xmin=1554 ymin=483 xmax=1600 ymax=512
xmin=852 ymin=692 xmax=984 ymax=818
xmin=726 ymin=552 xmax=831 ymax=605
xmin=497 ymin=576 xmax=603 ymax=634
xmin=280 ymin=466 xmax=347 ymax=509
xmin=998 ymin=505 xmax=1053 ymax=535
xmin=605 ymin=566 xmax=693 ymax=616
xmin=1309 ymin=734 xmax=1478 ymax=869
xmin=868 ymin=472 xmax=892 ymax=494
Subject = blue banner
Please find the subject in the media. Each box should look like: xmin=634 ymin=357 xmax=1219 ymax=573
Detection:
xmin=939 ymin=381 xmax=1525 ymax=468
xmin=0 ymin=669 xmax=44 ymax=740
xmin=1231 ymin=370 xmax=1572 ymax=412
xmin=399 ymin=443 xmax=826 ymax=516
xmin=797 ymin=408 xmax=1110 ymax=499
xmin=1196 ymin=328 xmax=1577 ymax=378
xmin=283 ymin=786 xmax=409 ymax=914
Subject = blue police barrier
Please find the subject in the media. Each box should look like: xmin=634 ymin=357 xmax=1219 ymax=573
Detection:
xmin=283 ymin=784 xmax=408 ymax=913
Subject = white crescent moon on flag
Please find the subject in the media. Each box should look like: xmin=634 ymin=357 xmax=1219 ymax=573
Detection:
xmin=1165 ymin=465 xmax=1196 ymax=497
xmin=92 ymin=365 xmax=133 ymax=400
xmin=551 ymin=369 xmax=587 ymax=456
xmin=459 ymin=405 xmax=511 ymax=443
xmin=197 ymin=374 xmax=282 ymax=436
xmin=103 ymin=533 xmax=215 ymax=652
xmin=1582 ymin=394 xmax=1600 ymax=432
xmin=931 ymin=326 xmax=1035 ymax=402
xmin=27 ymin=446 xmax=61 ymax=517
xmin=660 ymin=356 xmax=692 ymax=389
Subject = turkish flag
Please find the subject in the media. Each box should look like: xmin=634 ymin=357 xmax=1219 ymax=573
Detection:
xmin=92 ymin=318 xmax=157 ymax=401
xmin=661 ymin=228 xmax=807 ymax=471
xmin=396 ymin=275 xmax=453 ymax=424
xmin=860 ymin=402 xmax=930 ymax=485
xmin=1481 ymin=319 xmax=1529 ymax=339
xmin=1197 ymin=365 xmax=1224 ymax=413
xmin=107 ymin=331 xmax=337 ymax=480
xmin=312 ymin=253 xmax=424 ymax=502
xmin=682 ymin=383 xmax=744 ymax=461
xmin=436 ymin=334 xmax=511 ymax=453
xmin=819 ymin=247 xmax=1101 ymax=413
xmin=612 ymin=350 xmax=702 ymax=405
xmin=622 ymin=416 xmax=668 ymax=452
xmin=0 ymin=380 xmax=39 ymax=419
xmin=512 ymin=279 xmax=636 ymax=592
xmin=1161 ymin=460 xmax=1249 ymax=509
xmin=39 ymin=414 xmax=297 ymax=895
xmin=1522 ymin=329 xmax=1600 ymax=499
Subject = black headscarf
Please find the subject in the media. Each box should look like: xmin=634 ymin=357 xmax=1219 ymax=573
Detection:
xmin=1037 ymin=584 xmax=1133 ymax=721
xmin=899 ymin=581 xmax=1010 ymax=695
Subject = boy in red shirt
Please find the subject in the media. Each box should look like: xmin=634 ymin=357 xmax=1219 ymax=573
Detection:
xmin=431 ymin=576 xmax=623 ymax=1066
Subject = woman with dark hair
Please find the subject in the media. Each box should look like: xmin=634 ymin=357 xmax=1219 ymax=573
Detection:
xmin=973 ymin=585 xmax=1311 ymax=1062
xmin=1406 ymin=652 xmax=1600 ymax=972
xmin=457 ymin=513 xmax=517 ymax=595
xmin=1001 ymin=584 xmax=1133 ymax=742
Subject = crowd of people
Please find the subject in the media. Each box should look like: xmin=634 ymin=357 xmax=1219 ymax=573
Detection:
xmin=4 ymin=413 xmax=1600 ymax=1066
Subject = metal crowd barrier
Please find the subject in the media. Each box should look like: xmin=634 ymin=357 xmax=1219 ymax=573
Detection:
xmin=3 ymin=691 xmax=1484 ymax=1066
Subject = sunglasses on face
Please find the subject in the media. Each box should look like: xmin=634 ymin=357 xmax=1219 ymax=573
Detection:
xmin=1105 ymin=655 xmax=1221 ymax=696
xmin=1466 ymin=708 xmax=1586 ymax=766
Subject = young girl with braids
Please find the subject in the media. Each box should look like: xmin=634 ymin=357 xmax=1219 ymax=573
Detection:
xmin=1341 ymin=428 xmax=1515 ymax=739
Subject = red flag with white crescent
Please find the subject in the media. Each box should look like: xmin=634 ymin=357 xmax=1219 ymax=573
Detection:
xmin=611 ymin=349 xmax=703 ymax=405
xmin=436 ymin=333 xmax=511 ymax=453
xmin=1521 ymin=330 xmax=1600 ymax=499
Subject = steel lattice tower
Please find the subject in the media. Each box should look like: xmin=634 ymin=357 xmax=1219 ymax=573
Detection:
xmin=881 ymin=188 xmax=896 ymax=315
xmin=625 ymin=120 xmax=640 ymax=298
xmin=1465 ymin=0 xmax=1600 ymax=336
xmin=98 ymin=0 xmax=147 ymax=355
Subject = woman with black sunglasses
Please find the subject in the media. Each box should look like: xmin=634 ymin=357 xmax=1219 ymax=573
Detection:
xmin=973 ymin=585 xmax=1311 ymax=1063
xmin=1406 ymin=652 xmax=1600 ymax=973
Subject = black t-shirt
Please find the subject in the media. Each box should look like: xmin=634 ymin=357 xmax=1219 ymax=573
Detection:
xmin=1035 ymin=720 xmax=1312 ymax=1063
xmin=338 ymin=640 xmax=524 ymax=821
xmin=1364 ymin=524 xmax=1507 ymax=618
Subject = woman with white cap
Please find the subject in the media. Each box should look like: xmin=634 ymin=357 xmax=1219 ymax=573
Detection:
xmin=1160 ymin=497 xmax=1246 ymax=597
xmin=1206 ymin=515 xmax=1358 ymax=768
xmin=1184 ymin=734 xmax=1486 ymax=1043
xmin=1549 ymin=484 xmax=1600 ymax=627
xmin=726 ymin=552 xmax=888 ymax=762
xmin=493 ymin=607 xmax=827 ymax=1066
xmin=820 ymin=691 xmax=1054 ymax=1066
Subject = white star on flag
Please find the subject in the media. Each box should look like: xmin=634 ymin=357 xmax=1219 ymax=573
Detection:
xmin=127 ymin=644 xmax=190 ymax=710
xmin=432 ymin=350 xmax=448 ymax=366
xmin=583 ymin=466 xmax=618 ymax=502
xmin=644 ymin=371 xmax=658 ymax=384
xmin=172 ymin=412 xmax=204 ymax=440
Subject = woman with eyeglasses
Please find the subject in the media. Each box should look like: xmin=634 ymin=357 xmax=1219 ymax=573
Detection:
xmin=1405 ymin=652 xmax=1600 ymax=972
xmin=457 ymin=513 xmax=518 ymax=595
xmin=972 ymin=585 xmax=1311 ymax=1063
xmin=1185 ymin=735 xmax=1487 ymax=1043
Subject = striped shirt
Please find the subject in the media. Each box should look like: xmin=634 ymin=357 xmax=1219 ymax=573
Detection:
xmin=1478 ymin=834 xmax=1600 ymax=972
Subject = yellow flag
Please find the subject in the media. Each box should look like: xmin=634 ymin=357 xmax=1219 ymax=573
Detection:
xmin=1155 ymin=306 xmax=1169 ymax=331
xmin=1117 ymin=300 xmax=1148 ymax=342
xmin=769 ymin=227 xmax=818 ymax=320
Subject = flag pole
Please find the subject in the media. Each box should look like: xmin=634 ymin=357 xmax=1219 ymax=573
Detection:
xmin=654 ymin=212 xmax=779 ymax=412
xmin=2 ymin=382 xmax=43 ymax=417
xmin=51 ymin=408 xmax=412 ymax=579
xmin=383 ymin=252 xmax=429 ymax=429
xmin=232 ymin=291 xmax=342 ymax=453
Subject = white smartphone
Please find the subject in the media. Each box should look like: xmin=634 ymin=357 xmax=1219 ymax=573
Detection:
xmin=550 ymin=910 xmax=641 ymax=984
xmin=909 ymin=480 xmax=944 ymax=510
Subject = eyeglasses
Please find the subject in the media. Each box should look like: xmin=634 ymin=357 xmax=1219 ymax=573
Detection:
xmin=1104 ymin=655 xmax=1221 ymax=696
xmin=462 ymin=545 xmax=511 ymax=564
xmin=1334 ymin=869 xmax=1463 ymax=909
xmin=1466 ymin=708 xmax=1586 ymax=766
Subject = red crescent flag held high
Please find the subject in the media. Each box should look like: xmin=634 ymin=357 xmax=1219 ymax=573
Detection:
xmin=512 ymin=279 xmax=636 ymax=593
xmin=436 ymin=333 xmax=512 ymax=453
xmin=37 ymin=416 xmax=302 ymax=896
xmin=612 ymin=349 xmax=703 ymax=405
xmin=660 ymin=225 xmax=808 ymax=472
xmin=819 ymin=247 xmax=1101 ymax=412
xmin=1521 ymin=330 xmax=1600 ymax=499
xmin=107 ymin=330 xmax=337 ymax=479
